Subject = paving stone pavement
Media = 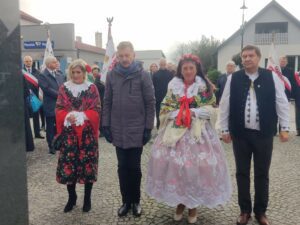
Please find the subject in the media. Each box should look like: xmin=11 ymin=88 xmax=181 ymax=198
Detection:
xmin=27 ymin=104 xmax=300 ymax=225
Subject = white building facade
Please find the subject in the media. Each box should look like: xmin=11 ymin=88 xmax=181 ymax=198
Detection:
xmin=217 ymin=0 xmax=300 ymax=73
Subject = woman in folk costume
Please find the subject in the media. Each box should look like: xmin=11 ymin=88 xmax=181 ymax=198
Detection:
xmin=146 ymin=54 xmax=231 ymax=223
xmin=55 ymin=59 xmax=101 ymax=213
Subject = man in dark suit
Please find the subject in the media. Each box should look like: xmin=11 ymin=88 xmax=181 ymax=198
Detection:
xmin=152 ymin=58 xmax=173 ymax=129
xmin=23 ymin=55 xmax=44 ymax=139
xmin=215 ymin=60 xmax=236 ymax=106
xmin=38 ymin=56 xmax=64 ymax=154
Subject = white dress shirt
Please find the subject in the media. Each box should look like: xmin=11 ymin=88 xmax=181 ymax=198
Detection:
xmin=218 ymin=71 xmax=290 ymax=134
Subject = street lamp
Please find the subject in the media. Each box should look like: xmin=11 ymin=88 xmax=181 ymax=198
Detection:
xmin=240 ymin=0 xmax=247 ymax=51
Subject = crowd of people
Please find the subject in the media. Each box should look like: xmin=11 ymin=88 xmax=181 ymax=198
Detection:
xmin=22 ymin=41 xmax=300 ymax=225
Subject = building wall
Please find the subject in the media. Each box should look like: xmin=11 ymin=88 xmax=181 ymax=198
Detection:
xmin=76 ymin=50 xmax=105 ymax=67
xmin=217 ymin=4 xmax=300 ymax=72
xmin=135 ymin=50 xmax=165 ymax=72
xmin=20 ymin=19 xmax=38 ymax=26
xmin=20 ymin=23 xmax=105 ymax=73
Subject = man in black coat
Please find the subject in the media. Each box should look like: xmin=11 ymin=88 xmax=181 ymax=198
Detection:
xmin=38 ymin=56 xmax=64 ymax=154
xmin=152 ymin=58 xmax=173 ymax=129
xmin=279 ymin=56 xmax=293 ymax=100
xmin=215 ymin=60 xmax=236 ymax=106
xmin=279 ymin=56 xmax=300 ymax=136
xmin=23 ymin=55 xmax=44 ymax=139
xmin=92 ymin=65 xmax=105 ymax=136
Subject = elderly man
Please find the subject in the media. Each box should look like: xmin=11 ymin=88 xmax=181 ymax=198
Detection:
xmin=38 ymin=56 xmax=64 ymax=154
xmin=215 ymin=60 xmax=236 ymax=106
xmin=219 ymin=45 xmax=289 ymax=225
xmin=279 ymin=56 xmax=293 ymax=99
xmin=152 ymin=58 xmax=173 ymax=129
xmin=280 ymin=56 xmax=300 ymax=136
xmin=23 ymin=55 xmax=44 ymax=139
xmin=102 ymin=41 xmax=155 ymax=217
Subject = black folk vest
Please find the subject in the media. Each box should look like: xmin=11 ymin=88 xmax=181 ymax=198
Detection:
xmin=229 ymin=68 xmax=277 ymax=138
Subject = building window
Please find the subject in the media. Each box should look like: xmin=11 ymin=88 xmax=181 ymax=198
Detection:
xmin=255 ymin=22 xmax=288 ymax=34
xmin=255 ymin=22 xmax=288 ymax=45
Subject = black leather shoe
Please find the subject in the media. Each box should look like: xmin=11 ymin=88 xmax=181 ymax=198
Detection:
xmin=35 ymin=135 xmax=45 ymax=139
xmin=132 ymin=203 xmax=142 ymax=217
xmin=49 ymin=148 xmax=55 ymax=154
xmin=118 ymin=203 xmax=131 ymax=217
xmin=64 ymin=195 xmax=77 ymax=213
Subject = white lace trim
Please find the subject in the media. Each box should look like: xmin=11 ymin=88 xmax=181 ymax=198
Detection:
xmin=64 ymin=81 xmax=92 ymax=97
xmin=168 ymin=76 xmax=207 ymax=98
xmin=64 ymin=111 xmax=87 ymax=127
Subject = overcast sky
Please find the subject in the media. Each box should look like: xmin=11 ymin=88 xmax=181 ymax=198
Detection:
xmin=19 ymin=0 xmax=300 ymax=56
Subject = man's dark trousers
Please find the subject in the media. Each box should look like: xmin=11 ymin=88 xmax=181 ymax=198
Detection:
xmin=232 ymin=129 xmax=273 ymax=216
xmin=32 ymin=111 xmax=41 ymax=136
xmin=45 ymin=116 xmax=56 ymax=149
xmin=116 ymin=147 xmax=143 ymax=204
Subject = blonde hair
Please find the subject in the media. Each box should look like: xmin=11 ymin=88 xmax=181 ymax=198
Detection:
xmin=67 ymin=59 xmax=87 ymax=81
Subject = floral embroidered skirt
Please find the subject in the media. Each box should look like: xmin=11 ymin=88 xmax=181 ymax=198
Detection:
xmin=146 ymin=122 xmax=232 ymax=209
xmin=56 ymin=125 xmax=99 ymax=184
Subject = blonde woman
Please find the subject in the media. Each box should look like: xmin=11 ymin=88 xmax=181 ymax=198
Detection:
xmin=55 ymin=59 xmax=101 ymax=213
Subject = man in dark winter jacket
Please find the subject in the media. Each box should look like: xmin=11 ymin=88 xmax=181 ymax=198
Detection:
xmin=152 ymin=58 xmax=173 ymax=129
xmin=102 ymin=41 xmax=155 ymax=217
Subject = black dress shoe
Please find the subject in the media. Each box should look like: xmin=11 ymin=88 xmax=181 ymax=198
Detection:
xmin=132 ymin=203 xmax=142 ymax=217
xmin=49 ymin=148 xmax=55 ymax=154
xmin=118 ymin=203 xmax=131 ymax=217
xmin=64 ymin=195 xmax=77 ymax=213
xmin=35 ymin=135 xmax=45 ymax=139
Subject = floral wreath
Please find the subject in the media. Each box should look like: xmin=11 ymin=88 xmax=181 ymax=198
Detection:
xmin=180 ymin=54 xmax=201 ymax=64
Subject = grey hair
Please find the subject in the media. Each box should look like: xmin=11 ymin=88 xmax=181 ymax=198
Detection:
xmin=45 ymin=56 xmax=57 ymax=66
xmin=226 ymin=60 xmax=236 ymax=66
xmin=23 ymin=55 xmax=33 ymax=62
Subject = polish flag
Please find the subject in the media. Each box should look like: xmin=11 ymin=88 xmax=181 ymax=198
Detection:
xmin=267 ymin=42 xmax=291 ymax=92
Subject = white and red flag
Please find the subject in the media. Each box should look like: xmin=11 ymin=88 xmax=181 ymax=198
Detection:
xmin=22 ymin=69 xmax=43 ymax=100
xmin=267 ymin=42 xmax=291 ymax=92
xmin=101 ymin=19 xmax=116 ymax=83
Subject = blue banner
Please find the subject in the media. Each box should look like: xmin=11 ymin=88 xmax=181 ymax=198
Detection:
xmin=23 ymin=41 xmax=54 ymax=49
